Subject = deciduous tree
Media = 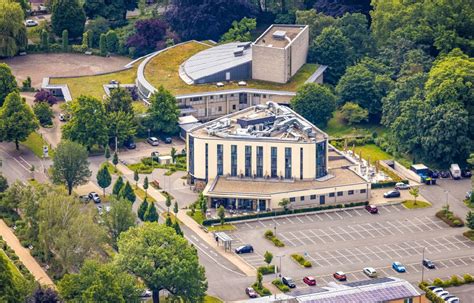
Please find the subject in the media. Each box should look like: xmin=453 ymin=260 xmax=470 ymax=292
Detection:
xmin=0 ymin=64 xmax=18 ymax=106
xmin=51 ymin=140 xmax=91 ymax=195
xmin=0 ymin=0 xmax=27 ymax=57
xmin=51 ymin=0 xmax=86 ymax=39
xmin=220 ymin=17 xmax=256 ymax=42
xmin=290 ymin=83 xmax=336 ymax=128
xmin=340 ymin=102 xmax=368 ymax=125
xmin=33 ymin=101 xmax=54 ymax=127
xmin=105 ymin=197 xmax=136 ymax=245
xmin=217 ymin=205 xmax=225 ymax=225
xmin=116 ymin=223 xmax=207 ymax=303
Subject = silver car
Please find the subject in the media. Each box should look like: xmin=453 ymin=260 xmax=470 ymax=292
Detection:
xmin=147 ymin=137 xmax=159 ymax=146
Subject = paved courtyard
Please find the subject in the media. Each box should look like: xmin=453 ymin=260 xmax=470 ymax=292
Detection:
xmin=225 ymin=203 xmax=474 ymax=292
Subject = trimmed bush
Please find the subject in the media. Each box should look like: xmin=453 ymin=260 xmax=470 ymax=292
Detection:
xmin=272 ymin=279 xmax=290 ymax=292
xmin=291 ymin=254 xmax=312 ymax=268
xmin=251 ymin=283 xmax=271 ymax=296
xmin=257 ymin=265 xmax=275 ymax=275
xmin=463 ymin=274 xmax=473 ymax=283
xmin=433 ymin=278 xmax=444 ymax=287
xmin=436 ymin=210 xmax=464 ymax=227
xmin=264 ymin=230 xmax=285 ymax=247
xmin=450 ymin=275 xmax=462 ymax=286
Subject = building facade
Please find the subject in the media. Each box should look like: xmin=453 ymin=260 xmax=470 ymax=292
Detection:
xmin=187 ymin=102 xmax=369 ymax=210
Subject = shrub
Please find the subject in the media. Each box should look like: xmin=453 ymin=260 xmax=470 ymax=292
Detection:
xmin=463 ymin=274 xmax=473 ymax=283
xmin=291 ymin=254 xmax=312 ymax=267
xmin=264 ymin=230 xmax=273 ymax=238
xmin=257 ymin=265 xmax=275 ymax=275
xmin=436 ymin=210 xmax=465 ymax=227
xmin=450 ymin=275 xmax=462 ymax=286
xmin=433 ymin=278 xmax=444 ymax=287
xmin=272 ymin=279 xmax=290 ymax=292
xmin=264 ymin=230 xmax=285 ymax=247
xmin=33 ymin=102 xmax=54 ymax=126
xmin=34 ymin=89 xmax=57 ymax=105
xmin=303 ymin=260 xmax=312 ymax=268
xmin=251 ymin=283 xmax=271 ymax=296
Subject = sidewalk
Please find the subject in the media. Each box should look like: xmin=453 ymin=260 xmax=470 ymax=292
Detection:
xmin=0 ymin=219 xmax=54 ymax=286
xmin=115 ymin=163 xmax=256 ymax=277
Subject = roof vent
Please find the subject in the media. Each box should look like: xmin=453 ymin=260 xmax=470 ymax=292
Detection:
xmin=273 ymin=30 xmax=286 ymax=40
xmin=234 ymin=50 xmax=244 ymax=57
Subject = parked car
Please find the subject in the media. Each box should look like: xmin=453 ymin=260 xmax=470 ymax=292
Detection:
xmin=392 ymin=262 xmax=406 ymax=273
xmin=436 ymin=291 xmax=450 ymax=300
xmin=363 ymin=267 xmax=377 ymax=278
xmin=430 ymin=170 xmax=440 ymax=178
xmin=444 ymin=295 xmax=460 ymax=303
xmin=235 ymin=245 xmax=253 ymax=254
xmin=432 ymin=288 xmax=447 ymax=296
xmin=124 ymin=139 xmax=136 ymax=149
xmin=25 ymin=19 xmax=38 ymax=27
xmin=245 ymin=287 xmax=257 ymax=298
xmin=303 ymin=276 xmax=316 ymax=286
xmin=333 ymin=271 xmax=347 ymax=281
xmin=88 ymin=192 xmax=101 ymax=203
xmin=147 ymin=137 xmax=159 ymax=146
xmin=422 ymin=259 xmax=435 ymax=269
xmin=440 ymin=171 xmax=450 ymax=178
xmin=79 ymin=195 xmax=90 ymax=203
xmin=450 ymin=164 xmax=461 ymax=179
xmin=462 ymin=169 xmax=472 ymax=178
xmin=164 ymin=137 xmax=172 ymax=144
xmin=383 ymin=190 xmax=401 ymax=198
xmin=282 ymin=276 xmax=296 ymax=288
xmin=365 ymin=204 xmax=378 ymax=214
xmin=395 ymin=182 xmax=410 ymax=190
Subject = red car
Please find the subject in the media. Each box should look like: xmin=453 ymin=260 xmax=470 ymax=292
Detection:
xmin=303 ymin=276 xmax=316 ymax=286
xmin=245 ymin=287 xmax=257 ymax=298
xmin=365 ymin=205 xmax=378 ymax=214
xmin=333 ymin=271 xmax=347 ymax=281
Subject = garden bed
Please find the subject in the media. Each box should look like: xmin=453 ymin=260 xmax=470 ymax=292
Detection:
xmin=207 ymin=224 xmax=236 ymax=232
xmin=271 ymin=279 xmax=290 ymax=292
xmin=435 ymin=210 xmax=464 ymax=227
xmin=463 ymin=230 xmax=474 ymax=241
xmin=402 ymin=200 xmax=431 ymax=209
xmin=251 ymin=283 xmax=271 ymax=296
xmin=291 ymin=254 xmax=312 ymax=268
xmin=257 ymin=265 xmax=275 ymax=275
xmin=264 ymin=230 xmax=285 ymax=247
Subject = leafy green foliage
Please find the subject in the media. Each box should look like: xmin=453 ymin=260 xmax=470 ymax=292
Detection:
xmin=220 ymin=17 xmax=256 ymax=42
xmin=62 ymin=29 xmax=69 ymax=51
xmin=173 ymin=220 xmax=183 ymax=236
xmin=51 ymin=0 xmax=86 ymax=39
xmin=291 ymin=83 xmax=336 ymax=127
xmin=143 ymin=202 xmax=158 ymax=222
xmin=105 ymin=197 xmax=136 ymax=245
xmin=96 ymin=165 xmax=112 ymax=195
xmin=99 ymin=33 xmax=107 ymax=56
xmin=119 ymin=181 xmax=136 ymax=203
xmin=107 ymin=111 xmax=137 ymax=147
xmin=146 ymin=86 xmax=180 ymax=135
xmin=40 ymin=30 xmax=49 ymax=52
xmin=51 ymin=140 xmax=91 ymax=195
xmin=84 ymin=0 xmax=138 ymax=24
xmin=466 ymin=211 xmax=474 ymax=230
xmin=116 ymin=223 xmax=207 ymax=302
xmin=340 ymin=102 xmax=368 ymax=125
xmin=264 ymin=251 xmax=273 ymax=265
xmin=33 ymin=102 xmax=54 ymax=127
xmin=58 ymin=260 xmax=142 ymax=302
xmin=112 ymin=176 xmax=124 ymax=196
xmin=137 ymin=198 xmax=148 ymax=221
xmin=0 ymin=92 xmax=39 ymax=150
xmin=0 ymin=1 xmax=27 ymax=57
xmin=0 ymin=64 xmax=18 ymax=107
xmin=295 ymin=9 xmax=336 ymax=41
xmin=217 ymin=205 xmax=225 ymax=225
xmin=105 ymin=30 xmax=119 ymax=53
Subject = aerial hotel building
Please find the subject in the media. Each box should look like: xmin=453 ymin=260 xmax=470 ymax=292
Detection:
xmin=187 ymin=102 xmax=370 ymax=210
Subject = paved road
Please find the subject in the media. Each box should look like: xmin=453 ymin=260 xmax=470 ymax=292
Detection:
xmin=446 ymin=284 xmax=474 ymax=302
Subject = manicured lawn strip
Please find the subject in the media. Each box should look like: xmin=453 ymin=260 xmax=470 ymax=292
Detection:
xmin=50 ymin=64 xmax=138 ymax=100
xmin=204 ymin=295 xmax=224 ymax=303
xmin=187 ymin=210 xmax=205 ymax=225
xmin=20 ymin=132 xmax=51 ymax=158
xmin=402 ymin=200 xmax=431 ymax=209
xmin=353 ymin=144 xmax=392 ymax=164
xmin=144 ymin=41 xmax=318 ymax=95
xmin=207 ymin=224 xmax=236 ymax=232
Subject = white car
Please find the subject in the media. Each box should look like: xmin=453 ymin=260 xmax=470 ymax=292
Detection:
xmin=25 ymin=19 xmax=38 ymax=27
xmin=444 ymin=296 xmax=460 ymax=303
xmin=363 ymin=267 xmax=377 ymax=278
xmin=436 ymin=291 xmax=450 ymax=299
xmin=395 ymin=182 xmax=410 ymax=190
xmin=147 ymin=137 xmax=159 ymax=146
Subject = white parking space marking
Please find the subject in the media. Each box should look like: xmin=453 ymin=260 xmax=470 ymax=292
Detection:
xmin=343 ymin=210 xmax=353 ymax=217
xmin=333 ymin=211 xmax=344 ymax=219
xmin=305 ymin=214 xmax=314 ymax=222
xmin=294 ymin=216 xmax=305 ymax=223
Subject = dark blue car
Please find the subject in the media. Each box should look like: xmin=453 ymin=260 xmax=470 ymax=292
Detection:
xmin=235 ymin=245 xmax=253 ymax=254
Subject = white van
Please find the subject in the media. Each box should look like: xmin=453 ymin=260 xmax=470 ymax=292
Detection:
xmin=450 ymin=164 xmax=461 ymax=180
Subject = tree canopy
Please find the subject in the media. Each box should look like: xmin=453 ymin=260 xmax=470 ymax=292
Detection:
xmin=0 ymin=63 xmax=19 ymax=106
xmin=0 ymin=0 xmax=27 ymax=57
xmin=51 ymin=0 xmax=86 ymax=39
xmin=146 ymin=86 xmax=180 ymax=135
xmin=220 ymin=17 xmax=256 ymax=43
xmin=290 ymin=83 xmax=336 ymax=128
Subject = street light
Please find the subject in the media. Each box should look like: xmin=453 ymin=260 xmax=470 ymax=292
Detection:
xmin=421 ymin=246 xmax=426 ymax=282
xmin=274 ymin=223 xmax=277 ymax=237
xmin=445 ymin=190 xmax=449 ymax=209
xmin=147 ymin=128 xmax=151 ymax=138
xmin=275 ymin=254 xmax=285 ymax=279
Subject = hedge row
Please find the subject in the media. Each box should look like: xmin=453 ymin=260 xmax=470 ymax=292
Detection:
xmin=291 ymin=254 xmax=312 ymax=268
xmin=0 ymin=236 xmax=35 ymax=282
xmin=257 ymin=265 xmax=275 ymax=275
xmin=419 ymin=275 xmax=473 ymax=303
xmin=251 ymin=282 xmax=271 ymax=296
xmin=272 ymin=279 xmax=290 ymax=292
xmin=436 ymin=210 xmax=464 ymax=227
xmin=264 ymin=230 xmax=285 ymax=247
xmin=202 ymin=201 xmax=369 ymax=226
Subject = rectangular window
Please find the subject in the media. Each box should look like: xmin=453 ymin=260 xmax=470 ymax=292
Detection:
xmin=360 ymin=189 xmax=367 ymax=194
xmin=271 ymin=147 xmax=277 ymax=178
xmin=289 ymin=197 xmax=295 ymax=202
xmin=316 ymin=141 xmax=327 ymax=178
xmin=329 ymin=192 xmax=335 ymax=197
xmin=404 ymin=299 xmax=413 ymax=303
xmin=231 ymin=145 xmax=237 ymax=177
xmin=337 ymin=191 xmax=343 ymax=196
xmin=285 ymin=147 xmax=292 ymax=179
xmin=300 ymin=196 xmax=305 ymax=201
xmin=245 ymin=146 xmax=252 ymax=177
xmin=217 ymin=144 xmax=223 ymax=176
xmin=218 ymin=106 xmax=222 ymax=112
xmin=348 ymin=190 xmax=354 ymax=195
xmin=232 ymin=104 xmax=236 ymax=110
xmin=263 ymin=94 xmax=267 ymax=98
xmin=256 ymin=146 xmax=263 ymax=178
xmin=205 ymin=143 xmax=208 ymax=180
xmin=219 ymin=94 xmax=223 ymax=98
xmin=230 ymin=94 xmax=234 ymax=97
xmin=310 ymin=195 xmax=316 ymax=200
xmin=300 ymin=147 xmax=303 ymax=180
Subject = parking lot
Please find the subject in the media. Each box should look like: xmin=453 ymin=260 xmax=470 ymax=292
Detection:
xmin=226 ymin=203 xmax=474 ymax=289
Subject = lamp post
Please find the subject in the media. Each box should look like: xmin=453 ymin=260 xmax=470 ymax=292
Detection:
xmin=275 ymin=254 xmax=285 ymax=279
xmin=274 ymin=223 xmax=277 ymax=237
xmin=445 ymin=190 xmax=449 ymax=209
xmin=421 ymin=246 xmax=426 ymax=283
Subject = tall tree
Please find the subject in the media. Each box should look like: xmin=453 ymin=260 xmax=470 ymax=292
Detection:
xmin=33 ymin=101 xmax=54 ymax=127
xmin=125 ymin=18 xmax=168 ymax=57
xmin=143 ymin=202 xmax=158 ymax=222
xmin=146 ymin=86 xmax=180 ymax=135
xmin=133 ymin=170 xmax=139 ymax=186
xmin=0 ymin=250 xmax=26 ymax=302
xmin=290 ymin=83 xmax=336 ymax=128
xmin=335 ymin=12 xmax=373 ymax=61
xmin=0 ymin=63 xmax=19 ymax=106
xmin=137 ymin=198 xmax=148 ymax=221
xmin=143 ymin=176 xmax=149 ymax=197
xmin=62 ymin=95 xmax=108 ymax=150
xmin=97 ymin=165 xmax=112 ymax=196
xmin=107 ymin=111 xmax=137 ymax=147
xmin=51 ymin=140 xmax=91 ymax=195
xmin=309 ymin=26 xmax=351 ymax=84
xmin=104 ymin=87 xmax=134 ymax=114
xmin=0 ymin=92 xmax=39 ymax=150
xmin=51 ymin=0 xmax=86 ymax=39
xmin=119 ymin=181 xmax=136 ymax=203
xmin=84 ymin=0 xmax=138 ymax=23
xmin=116 ymin=223 xmax=207 ymax=303
xmin=220 ymin=17 xmax=256 ymax=42
xmin=217 ymin=205 xmax=225 ymax=225
xmin=27 ymin=287 xmax=61 ymax=303
xmin=58 ymin=260 xmax=142 ymax=302
xmin=295 ymin=9 xmax=336 ymax=41
xmin=0 ymin=0 xmax=27 ymax=57
xmin=105 ymin=197 xmax=136 ymax=246
xmin=112 ymin=176 xmax=124 ymax=196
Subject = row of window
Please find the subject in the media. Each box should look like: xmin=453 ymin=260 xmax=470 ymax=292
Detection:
xmin=288 ymin=189 xmax=367 ymax=204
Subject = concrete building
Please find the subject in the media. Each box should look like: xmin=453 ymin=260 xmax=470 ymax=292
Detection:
xmin=243 ymin=277 xmax=427 ymax=303
xmin=187 ymin=102 xmax=369 ymax=210
xmin=252 ymin=25 xmax=309 ymax=83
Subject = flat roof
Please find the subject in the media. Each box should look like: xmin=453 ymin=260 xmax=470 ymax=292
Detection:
xmin=182 ymin=42 xmax=251 ymax=83
xmin=254 ymin=25 xmax=307 ymax=48
xmin=191 ymin=102 xmax=327 ymax=143
xmin=207 ymin=167 xmax=367 ymax=197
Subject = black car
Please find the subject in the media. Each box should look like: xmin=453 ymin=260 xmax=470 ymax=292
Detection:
xmin=235 ymin=245 xmax=253 ymax=254
xmin=164 ymin=137 xmax=172 ymax=144
xmin=422 ymin=259 xmax=435 ymax=269
xmin=88 ymin=192 xmax=101 ymax=203
xmin=282 ymin=277 xmax=296 ymax=288
xmin=462 ymin=169 xmax=472 ymax=178
xmin=383 ymin=190 xmax=401 ymax=198
xmin=124 ymin=139 xmax=136 ymax=149
xmin=440 ymin=171 xmax=450 ymax=178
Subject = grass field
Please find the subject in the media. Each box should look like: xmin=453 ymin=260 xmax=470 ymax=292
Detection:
xmin=0 ymin=249 xmax=27 ymax=287
xmin=324 ymin=111 xmax=387 ymax=138
xmin=207 ymin=224 xmax=236 ymax=232
xmin=50 ymin=65 xmax=138 ymax=100
xmin=20 ymin=132 xmax=50 ymax=158
xmin=353 ymin=144 xmax=392 ymax=164
xmin=133 ymin=185 xmax=156 ymax=203
xmin=402 ymin=200 xmax=432 ymax=209
xmin=144 ymin=41 xmax=318 ymax=95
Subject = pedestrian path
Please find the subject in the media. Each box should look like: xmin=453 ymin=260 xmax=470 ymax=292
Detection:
xmin=0 ymin=219 xmax=54 ymax=286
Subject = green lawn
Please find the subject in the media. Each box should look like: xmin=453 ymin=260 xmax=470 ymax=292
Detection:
xmin=187 ymin=210 xmax=205 ymax=225
xmin=0 ymin=249 xmax=27 ymax=287
xmin=101 ymin=161 xmax=122 ymax=175
xmin=50 ymin=65 xmax=138 ymax=100
xmin=144 ymin=41 xmax=318 ymax=95
xmin=402 ymin=200 xmax=432 ymax=209
xmin=353 ymin=144 xmax=392 ymax=164
xmin=133 ymin=185 xmax=156 ymax=203
xmin=204 ymin=296 xmax=223 ymax=303
xmin=207 ymin=224 xmax=236 ymax=232
xmin=324 ymin=111 xmax=387 ymax=138
xmin=20 ymin=132 xmax=51 ymax=158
